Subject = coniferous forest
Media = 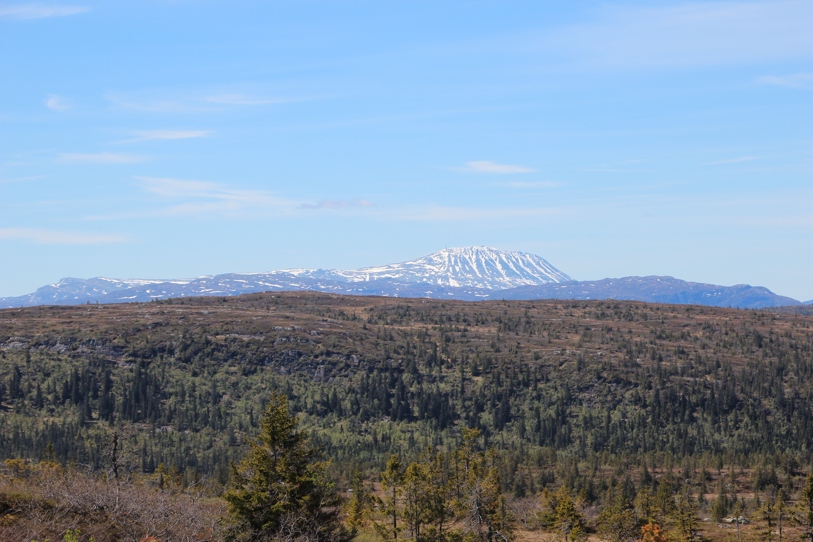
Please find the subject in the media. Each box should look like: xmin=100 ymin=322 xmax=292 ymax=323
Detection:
xmin=2 ymin=292 xmax=813 ymax=541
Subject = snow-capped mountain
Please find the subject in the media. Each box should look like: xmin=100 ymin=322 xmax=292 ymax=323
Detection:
xmin=0 ymin=247 xmax=802 ymax=309
xmin=306 ymin=246 xmax=571 ymax=289
xmin=0 ymin=277 xmax=195 ymax=307
xmin=353 ymin=246 xmax=570 ymax=288
xmin=0 ymin=247 xmax=570 ymax=308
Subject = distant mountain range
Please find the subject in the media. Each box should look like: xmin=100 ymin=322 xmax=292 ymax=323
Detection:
xmin=0 ymin=246 xmax=805 ymax=309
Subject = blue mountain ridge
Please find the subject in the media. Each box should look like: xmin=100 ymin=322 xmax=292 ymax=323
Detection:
xmin=0 ymin=247 xmax=801 ymax=310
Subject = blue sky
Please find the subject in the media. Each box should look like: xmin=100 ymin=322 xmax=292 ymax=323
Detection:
xmin=1 ymin=0 xmax=811 ymax=300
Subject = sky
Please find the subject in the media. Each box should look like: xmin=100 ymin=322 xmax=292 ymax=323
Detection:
xmin=1 ymin=0 xmax=811 ymax=301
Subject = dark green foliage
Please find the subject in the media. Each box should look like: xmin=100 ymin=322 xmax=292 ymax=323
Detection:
xmin=223 ymin=392 xmax=354 ymax=542
xmin=671 ymin=486 xmax=700 ymax=542
xmin=597 ymin=485 xmax=638 ymax=542
xmin=1 ymin=293 xmax=813 ymax=492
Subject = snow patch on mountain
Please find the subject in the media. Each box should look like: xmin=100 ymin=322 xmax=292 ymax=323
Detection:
xmin=326 ymin=247 xmax=571 ymax=289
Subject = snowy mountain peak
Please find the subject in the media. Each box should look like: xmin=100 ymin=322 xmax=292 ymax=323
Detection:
xmin=336 ymin=246 xmax=571 ymax=289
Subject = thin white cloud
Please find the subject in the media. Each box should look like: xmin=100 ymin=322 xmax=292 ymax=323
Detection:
xmin=301 ymin=199 xmax=374 ymax=210
xmin=0 ymin=228 xmax=125 ymax=244
xmin=0 ymin=4 xmax=89 ymax=19
xmin=204 ymin=94 xmax=284 ymax=106
xmin=540 ymin=1 xmax=813 ymax=69
xmin=135 ymin=177 xmax=571 ymax=222
xmin=139 ymin=177 xmax=232 ymax=198
xmin=501 ymin=181 xmax=561 ymax=188
xmin=0 ymin=175 xmax=46 ymax=185
xmin=704 ymin=156 xmax=759 ymax=165
xmin=757 ymin=73 xmax=813 ymax=90
xmin=135 ymin=176 xmax=297 ymax=217
xmin=106 ymin=92 xmax=294 ymax=113
xmin=105 ymin=94 xmax=198 ymax=113
xmin=458 ymin=161 xmax=534 ymax=174
xmin=58 ymin=152 xmax=147 ymax=164
xmin=87 ymin=174 xmax=582 ymax=225
xmin=386 ymin=204 xmax=569 ymax=222
xmin=91 ymin=177 xmax=379 ymax=220
xmin=120 ymin=130 xmax=212 ymax=143
xmin=45 ymin=94 xmax=71 ymax=111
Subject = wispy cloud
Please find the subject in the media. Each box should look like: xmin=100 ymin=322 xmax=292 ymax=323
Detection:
xmin=106 ymin=91 xmax=292 ymax=113
xmin=757 ymin=73 xmax=813 ymax=90
xmin=0 ymin=4 xmax=89 ymax=19
xmin=139 ymin=177 xmax=234 ymax=198
xmin=106 ymin=94 xmax=198 ymax=114
xmin=135 ymin=176 xmax=296 ymax=217
xmin=501 ymin=181 xmax=561 ymax=188
xmin=45 ymin=94 xmax=71 ymax=111
xmin=136 ymin=177 xmax=249 ymax=200
xmin=134 ymin=177 xmax=571 ymax=222
xmin=0 ymin=228 xmax=125 ymax=244
xmin=458 ymin=161 xmax=534 ymax=174
xmin=704 ymin=156 xmax=759 ymax=165
xmin=301 ymin=199 xmax=374 ymax=210
xmin=0 ymin=175 xmax=46 ymax=185
xmin=89 ymin=174 xmax=581 ymax=225
xmin=89 ymin=176 xmax=379 ymax=220
xmin=540 ymin=0 xmax=813 ymax=69
xmin=58 ymin=152 xmax=147 ymax=164
xmin=120 ymin=130 xmax=212 ymax=143
xmin=386 ymin=204 xmax=569 ymax=222
xmin=204 ymin=94 xmax=285 ymax=106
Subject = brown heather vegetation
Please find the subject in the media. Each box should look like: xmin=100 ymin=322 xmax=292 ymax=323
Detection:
xmin=0 ymin=459 xmax=224 ymax=541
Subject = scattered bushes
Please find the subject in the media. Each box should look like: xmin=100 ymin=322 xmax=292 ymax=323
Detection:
xmin=0 ymin=459 xmax=224 ymax=542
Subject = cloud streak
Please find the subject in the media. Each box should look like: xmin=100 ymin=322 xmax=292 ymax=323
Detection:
xmin=130 ymin=177 xmax=572 ymax=223
xmin=120 ymin=130 xmax=212 ymax=143
xmin=135 ymin=176 xmax=297 ymax=217
xmin=59 ymin=152 xmax=147 ymax=164
xmin=458 ymin=161 xmax=534 ymax=174
xmin=45 ymin=95 xmax=71 ymax=111
xmin=383 ymin=204 xmax=569 ymax=222
xmin=0 ymin=4 xmax=89 ymax=19
xmin=204 ymin=94 xmax=285 ymax=105
xmin=0 ymin=228 xmax=125 ymax=244
xmin=106 ymin=91 xmax=293 ymax=113
xmin=0 ymin=175 xmax=46 ymax=185
xmin=758 ymin=73 xmax=813 ymax=90
xmin=501 ymin=181 xmax=561 ymax=188
xmin=301 ymin=199 xmax=374 ymax=210
xmin=704 ymin=156 xmax=759 ymax=165
xmin=84 ymin=174 xmax=587 ymax=227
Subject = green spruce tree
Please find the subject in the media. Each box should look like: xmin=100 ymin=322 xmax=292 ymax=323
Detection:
xmin=224 ymin=392 xmax=354 ymax=542
xmin=797 ymin=475 xmax=813 ymax=542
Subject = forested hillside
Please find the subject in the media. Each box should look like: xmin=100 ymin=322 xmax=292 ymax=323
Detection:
xmin=2 ymin=293 xmax=813 ymax=539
